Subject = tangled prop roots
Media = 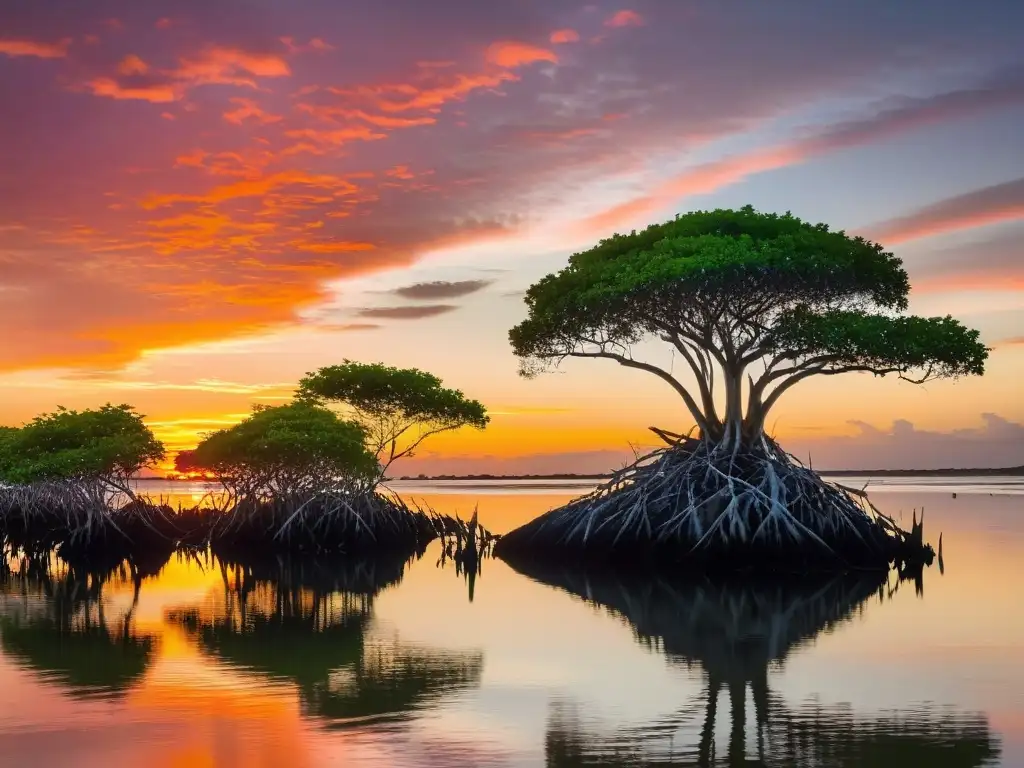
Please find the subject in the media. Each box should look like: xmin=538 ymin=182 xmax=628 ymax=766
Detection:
xmin=1 ymin=483 xmax=459 ymax=563
xmin=207 ymin=490 xmax=441 ymax=557
xmin=0 ymin=482 xmax=185 ymax=565
xmin=495 ymin=441 xmax=932 ymax=572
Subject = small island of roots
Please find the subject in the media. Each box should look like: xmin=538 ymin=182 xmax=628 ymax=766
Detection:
xmin=0 ymin=363 xmax=493 ymax=569
xmin=1 ymin=206 xmax=989 ymax=575
xmin=494 ymin=206 xmax=988 ymax=573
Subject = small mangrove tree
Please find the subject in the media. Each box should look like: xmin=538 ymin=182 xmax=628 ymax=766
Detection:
xmin=496 ymin=206 xmax=988 ymax=569
xmin=186 ymin=401 xmax=436 ymax=554
xmin=298 ymin=361 xmax=489 ymax=482
xmin=0 ymin=404 xmax=167 ymax=554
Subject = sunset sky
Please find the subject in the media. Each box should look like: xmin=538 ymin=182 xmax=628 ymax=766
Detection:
xmin=1 ymin=0 xmax=1023 ymax=473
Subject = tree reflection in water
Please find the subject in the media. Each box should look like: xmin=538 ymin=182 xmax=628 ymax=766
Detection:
xmin=167 ymin=549 xmax=484 ymax=728
xmin=505 ymin=560 xmax=1000 ymax=767
xmin=0 ymin=551 xmax=167 ymax=698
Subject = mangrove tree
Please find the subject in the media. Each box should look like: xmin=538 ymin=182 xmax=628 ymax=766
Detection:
xmin=496 ymin=206 xmax=988 ymax=569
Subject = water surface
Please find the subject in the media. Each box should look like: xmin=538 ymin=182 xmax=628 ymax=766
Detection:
xmin=1 ymin=478 xmax=1021 ymax=766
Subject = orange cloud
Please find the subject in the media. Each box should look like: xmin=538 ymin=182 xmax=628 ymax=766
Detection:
xmin=605 ymin=10 xmax=645 ymax=28
xmin=174 ymin=147 xmax=274 ymax=177
xmin=142 ymin=170 xmax=361 ymax=209
xmin=550 ymin=29 xmax=580 ymax=44
xmin=223 ymin=97 xmax=283 ymax=125
xmin=172 ymin=45 xmax=291 ymax=88
xmin=0 ymin=37 xmax=70 ymax=59
xmin=282 ymin=126 xmax=388 ymax=152
xmin=296 ymin=103 xmax=436 ymax=128
xmin=146 ymin=210 xmax=276 ymax=254
xmin=334 ymin=71 xmax=517 ymax=114
xmin=82 ymin=77 xmax=178 ymax=103
xmin=117 ymin=54 xmax=149 ymax=75
xmin=183 ymin=46 xmax=290 ymax=79
xmin=79 ymin=45 xmax=292 ymax=104
xmin=485 ymin=41 xmax=558 ymax=68
xmin=293 ymin=240 xmax=376 ymax=253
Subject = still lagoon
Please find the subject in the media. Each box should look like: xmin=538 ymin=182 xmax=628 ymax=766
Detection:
xmin=1 ymin=477 xmax=1021 ymax=766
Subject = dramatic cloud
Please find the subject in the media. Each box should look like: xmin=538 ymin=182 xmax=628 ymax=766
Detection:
xmin=357 ymin=305 xmax=459 ymax=319
xmin=580 ymin=67 xmax=1024 ymax=234
xmin=79 ymin=45 xmax=292 ymax=104
xmin=868 ymin=177 xmax=1024 ymax=244
xmin=1 ymin=0 xmax=1023 ymax=373
xmin=391 ymin=280 xmax=492 ymax=300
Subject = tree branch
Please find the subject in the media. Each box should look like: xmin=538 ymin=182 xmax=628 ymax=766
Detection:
xmin=565 ymin=350 xmax=711 ymax=435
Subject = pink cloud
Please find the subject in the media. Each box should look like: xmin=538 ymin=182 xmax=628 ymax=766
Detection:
xmin=577 ymin=72 xmax=1024 ymax=236
xmin=604 ymin=10 xmax=645 ymax=28
xmin=550 ymin=29 xmax=580 ymax=44
xmin=868 ymin=178 xmax=1024 ymax=244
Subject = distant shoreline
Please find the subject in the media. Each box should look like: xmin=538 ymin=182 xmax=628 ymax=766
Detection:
xmin=148 ymin=466 xmax=1024 ymax=482
xmin=388 ymin=467 xmax=1024 ymax=481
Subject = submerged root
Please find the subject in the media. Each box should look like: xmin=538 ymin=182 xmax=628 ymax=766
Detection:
xmin=495 ymin=440 xmax=933 ymax=572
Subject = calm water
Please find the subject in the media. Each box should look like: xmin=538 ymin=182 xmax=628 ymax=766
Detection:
xmin=1 ymin=478 xmax=1022 ymax=767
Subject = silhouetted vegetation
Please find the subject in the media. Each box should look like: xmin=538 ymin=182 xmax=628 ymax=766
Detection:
xmin=0 ymin=364 xmax=490 ymax=563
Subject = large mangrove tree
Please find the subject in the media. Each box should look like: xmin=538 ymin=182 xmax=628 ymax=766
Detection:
xmin=497 ymin=206 xmax=988 ymax=568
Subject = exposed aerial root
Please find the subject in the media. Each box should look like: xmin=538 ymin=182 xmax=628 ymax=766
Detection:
xmin=495 ymin=439 xmax=933 ymax=572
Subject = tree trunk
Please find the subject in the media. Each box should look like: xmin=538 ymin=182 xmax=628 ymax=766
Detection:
xmin=722 ymin=366 xmax=745 ymax=451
